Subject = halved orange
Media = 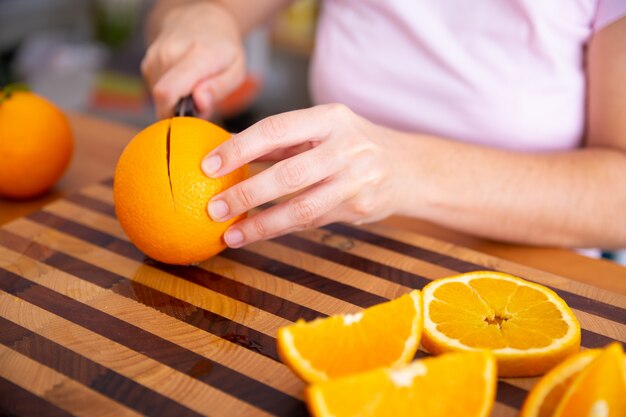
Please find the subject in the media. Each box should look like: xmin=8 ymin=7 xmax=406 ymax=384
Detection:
xmin=553 ymin=342 xmax=626 ymax=417
xmin=422 ymin=271 xmax=580 ymax=377
xmin=306 ymin=350 xmax=497 ymax=417
xmin=277 ymin=290 xmax=422 ymax=383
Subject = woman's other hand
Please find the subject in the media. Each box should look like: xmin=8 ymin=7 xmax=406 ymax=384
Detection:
xmin=141 ymin=2 xmax=245 ymax=119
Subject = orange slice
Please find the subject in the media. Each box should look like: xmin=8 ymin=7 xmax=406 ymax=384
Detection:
xmin=553 ymin=342 xmax=626 ymax=417
xmin=277 ymin=290 xmax=422 ymax=383
xmin=422 ymin=271 xmax=580 ymax=377
xmin=306 ymin=350 xmax=497 ymax=417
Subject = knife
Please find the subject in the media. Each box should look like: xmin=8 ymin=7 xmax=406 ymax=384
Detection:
xmin=174 ymin=95 xmax=198 ymax=118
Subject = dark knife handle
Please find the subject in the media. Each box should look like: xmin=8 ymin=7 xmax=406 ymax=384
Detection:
xmin=174 ymin=95 xmax=198 ymax=118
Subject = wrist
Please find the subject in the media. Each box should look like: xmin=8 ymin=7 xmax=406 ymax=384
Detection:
xmin=390 ymin=132 xmax=441 ymax=219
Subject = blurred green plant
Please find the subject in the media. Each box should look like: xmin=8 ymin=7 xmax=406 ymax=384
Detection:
xmin=93 ymin=0 xmax=142 ymax=49
xmin=0 ymin=82 xmax=29 ymax=103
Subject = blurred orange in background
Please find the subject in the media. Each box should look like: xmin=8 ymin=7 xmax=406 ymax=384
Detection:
xmin=0 ymin=87 xmax=73 ymax=199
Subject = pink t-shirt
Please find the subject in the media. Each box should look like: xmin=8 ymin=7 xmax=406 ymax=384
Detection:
xmin=310 ymin=0 xmax=626 ymax=151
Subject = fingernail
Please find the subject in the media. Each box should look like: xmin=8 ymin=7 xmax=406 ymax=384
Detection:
xmin=208 ymin=199 xmax=229 ymax=221
xmin=202 ymin=155 xmax=222 ymax=177
xmin=224 ymin=228 xmax=244 ymax=247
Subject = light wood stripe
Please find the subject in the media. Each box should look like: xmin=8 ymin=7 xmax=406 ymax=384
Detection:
xmin=295 ymin=228 xmax=458 ymax=279
xmin=0 ymin=344 xmax=143 ymax=417
xmin=248 ymin=239 xmax=411 ymax=299
xmin=0 ymin=292 xmax=273 ymax=417
xmin=81 ymin=183 xmax=626 ymax=311
xmin=33 ymin=198 xmax=626 ymax=344
xmin=0 ymin=238 xmax=531 ymax=415
xmin=43 ymin=200 xmax=363 ymax=316
xmin=0 ymin=244 xmax=303 ymax=399
xmin=9 ymin=209 xmax=620 ymax=389
xmin=4 ymin=218 xmax=290 ymax=336
xmin=362 ymin=223 xmax=626 ymax=308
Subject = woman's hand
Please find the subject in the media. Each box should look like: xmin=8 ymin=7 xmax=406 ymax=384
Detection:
xmin=202 ymin=104 xmax=415 ymax=248
xmin=141 ymin=2 xmax=245 ymax=119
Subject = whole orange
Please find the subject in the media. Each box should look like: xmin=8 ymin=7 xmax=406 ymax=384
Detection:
xmin=113 ymin=117 xmax=247 ymax=265
xmin=0 ymin=90 xmax=73 ymax=199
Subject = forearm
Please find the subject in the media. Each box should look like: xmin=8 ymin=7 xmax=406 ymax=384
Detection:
xmin=146 ymin=0 xmax=292 ymax=41
xmin=398 ymin=134 xmax=626 ymax=248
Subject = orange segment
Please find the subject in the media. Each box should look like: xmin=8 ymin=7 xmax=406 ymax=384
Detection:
xmin=277 ymin=290 xmax=422 ymax=383
xmin=422 ymin=271 xmax=581 ymax=377
xmin=554 ymin=342 xmax=626 ymax=417
xmin=306 ymin=350 xmax=497 ymax=417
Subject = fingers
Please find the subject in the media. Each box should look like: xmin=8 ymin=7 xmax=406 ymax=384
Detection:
xmin=201 ymin=105 xmax=341 ymax=177
xmin=153 ymin=47 xmax=240 ymax=119
xmin=222 ymin=177 xmax=351 ymax=248
xmin=192 ymin=53 xmax=246 ymax=118
xmin=208 ymin=141 xmax=338 ymax=222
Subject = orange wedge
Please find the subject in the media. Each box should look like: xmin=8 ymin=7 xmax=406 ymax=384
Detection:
xmin=277 ymin=290 xmax=422 ymax=383
xmin=306 ymin=350 xmax=497 ymax=417
xmin=553 ymin=342 xmax=626 ymax=417
xmin=521 ymin=345 xmax=626 ymax=417
xmin=422 ymin=271 xmax=580 ymax=377
xmin=520 ymin=349 xmax=599 ymax=417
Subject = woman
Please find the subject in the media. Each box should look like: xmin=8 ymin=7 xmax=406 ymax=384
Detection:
xmin=142 ymin=0 xmax=626 ymax=250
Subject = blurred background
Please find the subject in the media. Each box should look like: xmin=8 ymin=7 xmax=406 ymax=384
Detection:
xmin=0 ymin=0 xmax=317 ymax=131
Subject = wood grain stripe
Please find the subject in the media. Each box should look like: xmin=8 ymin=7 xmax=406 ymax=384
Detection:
xmin=0 ymin=376 xmax=76 ymax=417
xmin=42 ymin=199 xmax=363 ymax=318
xmin=246 ymin=239 xmax=411 ymax=300
xmin=0 ymin=317 xmax=200 ymax=417
xmin=0 ymin=239 xmax=303 ymax=399
xmin=323 ymin=224 xmax=626 ymax=321
xmin=0 ymin=270 xmax=306 ymax=416
xmin=0 ymin=234 xmax=540 ymax=412
xmin=27 ymin=210 xmax=324 ymax=323
xmin=0 ymin=291 xmax=281 ymax=417
xmin=81 ymin=183 xmax=626 ymax=306
xmin=272 ymin=234 xmax=431 ymax=289
xmin=221 ymin=248 xmax=388 ymax=308
xmin=272 ymin=233 xmax=624 ymax=346
xmin=0 ymin=229 xmax=279 ymax=362
xmin=27 ymin=200 xmax=626 ymax=347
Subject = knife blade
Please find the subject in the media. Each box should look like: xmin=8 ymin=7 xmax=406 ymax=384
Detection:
xmin=174 ymin=95 xmax=198 ymax=118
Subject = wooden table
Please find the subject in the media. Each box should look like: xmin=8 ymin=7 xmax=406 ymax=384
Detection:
xmin=0 ymin=113 xmax=624 ymax=417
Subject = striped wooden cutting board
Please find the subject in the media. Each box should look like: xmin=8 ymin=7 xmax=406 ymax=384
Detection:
xmin=0 ymin=179 xmax=624 ymax=417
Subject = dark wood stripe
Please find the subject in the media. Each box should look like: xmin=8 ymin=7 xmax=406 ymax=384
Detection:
xmin=496 ymin=381 xmax=527 ymax=410
xmin=27 ymin=211 xmax=324 ymax=323
xmin=581 ymin=328 xmax=623 ymax=349
xmin=100 ymin=177 xmax=114 ymax=187
xmin=325 ymin=224 xmax=626 ymax=324
xmin=0 ymin=317 xmax=206 ymax=417
xmin=0 ymin=377 xmax=75 ymax=417
xmin=26 ymin=206 xmax=623 ymax=349
xmin=272 ymin=234 xmax=431 ymax=289
xmin=0 ymin=269 xmax=307 ymax=417
xmin=64 ymin=193 xmax=116 ymax=218
xmin=325 ymin=223 xmax=487 ymax=273
xmin=221 ymin=248 xmax=388 ymax=308
xmin=72 ymin=190 xmax=626 ymax=325
xmin=0 ymin=229 xmax=279 ymax=361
